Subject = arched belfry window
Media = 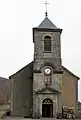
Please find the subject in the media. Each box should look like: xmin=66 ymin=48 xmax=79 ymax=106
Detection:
xmin=44 ymin=36 xmax=51 ymax=51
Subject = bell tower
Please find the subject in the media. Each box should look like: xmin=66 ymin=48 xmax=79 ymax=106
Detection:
xmin=33 ymin=16 xmax=63 ymax=118
xmin=33 ymin=17 xmax=62 ymax=72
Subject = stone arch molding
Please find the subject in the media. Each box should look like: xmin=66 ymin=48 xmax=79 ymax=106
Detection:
xmin=42 ymin=33 xmax=54 ymax=40
xmin=42 ymin=98 xmax=53 ymax=104
xmin=42 ymin=96 xmax=56 ymax=104
xmin=40 ymin=62 xmax=55 ymax=73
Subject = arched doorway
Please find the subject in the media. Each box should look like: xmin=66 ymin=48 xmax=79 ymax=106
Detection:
xmin=42 ymin=98 xmax=53 ymax=117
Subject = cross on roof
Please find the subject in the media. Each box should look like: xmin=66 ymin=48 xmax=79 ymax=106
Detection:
xmin=44 ymin=0 xmax=50 ymax=17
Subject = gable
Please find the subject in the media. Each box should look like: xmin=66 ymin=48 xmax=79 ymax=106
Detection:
xmin=35 ymin=87 xmax=60 ymax=94
xmin=62 ymin=66 xmax=80 ymax=80
xmin=9 ymin=61 xmax=80 ymax=81
xmin=9 ymin=61 xmax=33 ymax=79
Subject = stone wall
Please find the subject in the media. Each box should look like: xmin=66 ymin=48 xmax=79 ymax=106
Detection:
xmin=33 ymin=71 xmax=62 ymax=117
xmin=10 ymin=62 xmax=33 ymax=117
xmin=33 ymin=29 xmax=62 ymax=117
xmin=33 ymin=93 xmax=58 ymax=117
xmin=33 ymin=73 xmax=62 ymax=92
xmin=34 ymin=31 xmax=62 ymax=72
xmin=62 ymin=67 xmax=78 ymax=113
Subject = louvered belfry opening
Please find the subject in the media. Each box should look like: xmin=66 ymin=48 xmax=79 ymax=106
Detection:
xmin=44 ymin=36 xmax=51 ymax=51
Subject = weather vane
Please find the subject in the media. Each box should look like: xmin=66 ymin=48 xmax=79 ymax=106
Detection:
xmin=44 ymin=0 xmax=50 ymax=17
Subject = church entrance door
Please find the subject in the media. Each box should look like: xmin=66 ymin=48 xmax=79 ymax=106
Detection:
xmin=42 ymin=98 xmax=53 ymax=117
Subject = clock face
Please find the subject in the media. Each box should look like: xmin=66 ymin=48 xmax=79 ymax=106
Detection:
xmin=44 ymin=68 xmax=51 ymax=75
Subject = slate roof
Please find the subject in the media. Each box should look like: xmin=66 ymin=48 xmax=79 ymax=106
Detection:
xmin=0 ymin=77 xmax=9 ymax=88
xmin=0 ymin=77 xmax=10 ymax=94
xmin=38 ymin=17 xmax=58 ymax=29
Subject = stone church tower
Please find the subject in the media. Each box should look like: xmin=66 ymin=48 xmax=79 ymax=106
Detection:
xmin=9 ymin=14 xmax=79 ymax=118
xmin=33 ymin=15 xmax=63 ymax=117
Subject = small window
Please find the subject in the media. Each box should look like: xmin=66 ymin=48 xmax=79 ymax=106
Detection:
xmin=44 ymin=36 xmax=51 ymax=51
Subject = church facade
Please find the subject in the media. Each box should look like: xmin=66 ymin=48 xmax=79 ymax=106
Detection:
xmin=9 ymin=16 xmax=80 ymax=118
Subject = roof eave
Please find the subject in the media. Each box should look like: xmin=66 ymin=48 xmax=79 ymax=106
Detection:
xmin=9 ymin=61 xmax=33 ymax=80
xmin=33 ymin=27 xmax=62 ymax=43
xmin=62 ymin=66 xmax=80 ymax=80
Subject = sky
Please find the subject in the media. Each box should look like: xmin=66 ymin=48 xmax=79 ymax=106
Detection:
xmin=0 ymin=0 xmax=81 ymax=101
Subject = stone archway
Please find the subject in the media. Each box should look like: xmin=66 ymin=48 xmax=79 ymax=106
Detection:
xmin=42 ymin=98 xmax=53 ymax=117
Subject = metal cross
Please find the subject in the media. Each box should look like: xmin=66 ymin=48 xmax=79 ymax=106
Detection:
xmin=44 ymin=0 xmax=50 ymax=17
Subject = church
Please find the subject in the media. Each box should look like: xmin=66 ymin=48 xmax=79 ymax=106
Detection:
xmin=9 ymin=12 xmax=80 ymax=118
